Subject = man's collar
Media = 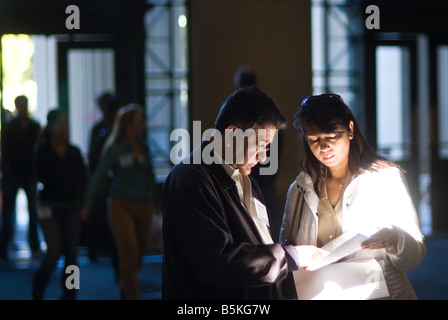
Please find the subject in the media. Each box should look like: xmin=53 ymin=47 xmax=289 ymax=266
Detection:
xmin=212 ymin=148 xmax=240 ymax=178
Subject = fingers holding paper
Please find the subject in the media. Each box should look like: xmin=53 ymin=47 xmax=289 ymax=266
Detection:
xmin=294 ymin=245 xmax=329 ymax=269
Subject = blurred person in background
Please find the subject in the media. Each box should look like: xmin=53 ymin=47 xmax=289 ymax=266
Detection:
xmin=85 ymin=91 xmax=127 ymax=282
xmin=1 ymin=95 xmax=42 ymax=260
xmin=81 ymin=104 xmax=160 ymax=300
xmin=32 ymin=108 xmax=88 ymax=300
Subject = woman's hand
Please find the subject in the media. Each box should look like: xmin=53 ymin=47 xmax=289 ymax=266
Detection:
xmin=361 ymin=225 xmax=399 ymax=254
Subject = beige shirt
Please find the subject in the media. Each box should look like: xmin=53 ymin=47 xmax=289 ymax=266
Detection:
xmin=317 ymin=171 xmax=353 ymax=247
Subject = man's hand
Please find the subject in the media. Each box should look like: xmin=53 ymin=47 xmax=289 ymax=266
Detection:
xmin=294 ymin=245 xmax=329 ymax=269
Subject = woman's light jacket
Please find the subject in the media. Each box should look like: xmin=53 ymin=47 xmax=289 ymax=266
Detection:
xmin=280 ymin=166 xmax=426 ymax=299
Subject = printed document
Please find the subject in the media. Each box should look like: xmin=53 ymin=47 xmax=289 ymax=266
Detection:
xmin=292 ymin=230 xmax=390 ymax=300
xmin=306 ymin=231 xmax=370 ymax=271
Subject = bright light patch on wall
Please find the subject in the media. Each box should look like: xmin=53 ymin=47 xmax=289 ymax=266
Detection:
xmin=1 ymin=34 xmax=37 ymax=113
xmin=178 ymin=14 xmax=187 ymax=28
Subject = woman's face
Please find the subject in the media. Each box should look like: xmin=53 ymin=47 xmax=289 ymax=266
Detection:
xmin=306 ymin=121 xmax=354 ymax=170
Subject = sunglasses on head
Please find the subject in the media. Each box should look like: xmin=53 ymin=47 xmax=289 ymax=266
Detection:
xmin=301 ymin=93 xmax=344 ymax=106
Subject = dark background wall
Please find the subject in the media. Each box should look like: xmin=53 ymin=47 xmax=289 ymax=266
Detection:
xmin=188 ymin=0 xmax=312 ymax=207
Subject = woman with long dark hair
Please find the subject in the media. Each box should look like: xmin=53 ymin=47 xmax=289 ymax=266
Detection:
xmin=280 ymin=93 xmax=426 ymax=299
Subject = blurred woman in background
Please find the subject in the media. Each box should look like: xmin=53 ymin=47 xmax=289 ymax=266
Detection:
xmin=81 ymin=104 xmax=159 ymax=300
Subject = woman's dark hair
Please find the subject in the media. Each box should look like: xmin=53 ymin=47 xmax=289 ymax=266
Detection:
xmin=293 ymin=93 xmax=397 ymax=193
xmin=214 ymin=86 xmax=287 ymax=132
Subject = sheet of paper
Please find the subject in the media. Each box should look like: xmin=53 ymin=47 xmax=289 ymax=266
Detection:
xmin=293 ymin=258 xmax=389 ymax=300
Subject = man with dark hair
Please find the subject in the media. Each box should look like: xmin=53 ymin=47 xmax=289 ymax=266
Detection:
xmin=162 ymin=86 xmax=325 ymax=299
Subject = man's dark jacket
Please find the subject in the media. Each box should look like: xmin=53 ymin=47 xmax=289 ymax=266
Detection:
xmin=162 ymin=143 xmax=296 ymax=300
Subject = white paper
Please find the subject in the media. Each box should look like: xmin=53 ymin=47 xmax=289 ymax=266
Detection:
xmin=293 ymin=258 xmax=389 ymax=300
xmin=306 ymin=232 xmax=370 ymax=271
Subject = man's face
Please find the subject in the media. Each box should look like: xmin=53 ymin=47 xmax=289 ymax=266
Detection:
xmin=226 ymin=125 xmax=277 ymax=176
